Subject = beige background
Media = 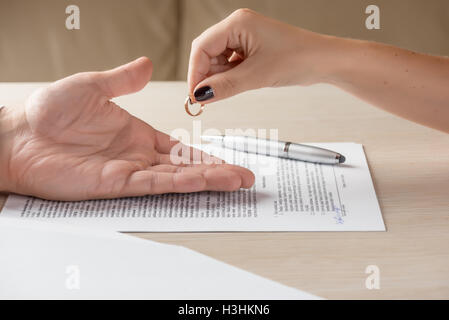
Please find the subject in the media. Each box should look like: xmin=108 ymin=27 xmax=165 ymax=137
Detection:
xmin=0 ymin=0 xmax=448 ymax=82
xmin=0 ymin=0 xmax=179 ymax=81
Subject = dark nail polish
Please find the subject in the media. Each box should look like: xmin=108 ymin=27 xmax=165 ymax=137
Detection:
xmin=194 ymin=86 xmax=214 ymax=102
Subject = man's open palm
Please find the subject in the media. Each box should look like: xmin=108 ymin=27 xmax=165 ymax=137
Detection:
xmin=7 ymin=57 xmax=254 ymax=200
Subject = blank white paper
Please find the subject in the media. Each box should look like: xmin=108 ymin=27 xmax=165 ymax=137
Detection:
xmin=0 ymin=219 xmax=320 ymax=299
xmin=0 ymin=143 xmax=385 ymax=232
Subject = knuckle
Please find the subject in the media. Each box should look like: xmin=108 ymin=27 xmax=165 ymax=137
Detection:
xmin=148 ymin=173 xmax=158 ymax=193
xmin=71 ymin=72 xmax=105 ymax=95
xmin=103 ymin=179 xmax=124 ymax=199
xmin=191 ymin=36 xmax=204 ymax=51
xmin=71 ymin=72 xmax=100 ymax=87
xmin=230 ymin=8 xmax=256 ymax=22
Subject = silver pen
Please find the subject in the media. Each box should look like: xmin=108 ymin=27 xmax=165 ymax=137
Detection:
xmin=201 ymin=135 xmax=346 ymax=165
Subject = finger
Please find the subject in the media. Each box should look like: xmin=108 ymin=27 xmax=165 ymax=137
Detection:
xmin=219 ymin=164 xmax=255 ymax=189
xmin=147 ymin=164 xmax=219 ymax=175
xmin=211 ymin=49 xmax=235 ymax=65
xmin=123 ymin=171 xmax=206 ymax=195
xmin=98 ymin=57 xmax=153 ymax=98
xmin=146 ymin=164 xmax=184 ymax=173
xmin=187 ymin=13 xmax=244 ymax=95
xmin=193 ymin=59 xmax=255 ymax=104
xmin=208 ymin=61 xmax=241 ymax=76
xmin=211 ymin=54 xmax=229 ymax=66
xmin=202 ymin=168 xmax=243 ymax=191
xmin=121 ymin=167 xmax=249 ymax=196
xmin=188 ymin=9 xmax=264 ymax=102
xmin=149 ymin=162 xmax=255 ymax=189
xmin=158 ymin=153 xmax=223 ymax=166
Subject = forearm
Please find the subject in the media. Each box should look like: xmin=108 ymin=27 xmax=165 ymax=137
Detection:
xmin=315 ymin=36 xmax=449 ymax=133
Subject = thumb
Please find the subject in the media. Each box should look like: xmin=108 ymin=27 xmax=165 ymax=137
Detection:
xmin=192 ymin=61 xmax=255 ymax=104
xmin=99 ymin=57 xmax=153 ymax=98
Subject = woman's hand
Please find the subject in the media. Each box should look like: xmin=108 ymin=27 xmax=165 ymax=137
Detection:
xmin=188 ymin=9 xmax=449 ymax=133
xmin=0 ymin=57 xmax=254 ymax=200
xmin=188 ymin=8 xmax=334 ymax=103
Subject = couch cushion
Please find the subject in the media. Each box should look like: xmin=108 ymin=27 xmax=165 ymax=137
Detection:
xmin=177 ymin=0 xmax=449 ymax=80
xmin=0 ymin=0 xmax=178 ymax=81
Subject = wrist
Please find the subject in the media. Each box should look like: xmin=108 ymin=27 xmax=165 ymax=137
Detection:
xmin=285 ymin=29 xmax=346 ymax=86
xmin=0 ymin=105 xmax=27 ymax=192
xmin=308 ymin=34 xmax=368 ymax=87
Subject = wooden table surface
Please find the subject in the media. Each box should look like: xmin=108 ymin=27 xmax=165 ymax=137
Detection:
xmin=1 ymin=82 xmax=448 ymax=299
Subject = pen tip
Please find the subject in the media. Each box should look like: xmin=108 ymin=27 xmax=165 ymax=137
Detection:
xmin=338 ymin=154 xmax=346 ymax=164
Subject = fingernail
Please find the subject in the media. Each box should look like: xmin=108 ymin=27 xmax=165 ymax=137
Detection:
xmin=194 ymin=86 xmax=214 ymax=102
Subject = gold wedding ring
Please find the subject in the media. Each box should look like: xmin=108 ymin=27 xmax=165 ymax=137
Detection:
xmin=185 ymin=96 xmax=205 ymax=117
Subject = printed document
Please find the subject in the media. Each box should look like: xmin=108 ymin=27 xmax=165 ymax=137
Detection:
xmin=0 ymin=143 xmax=385 ymax=232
